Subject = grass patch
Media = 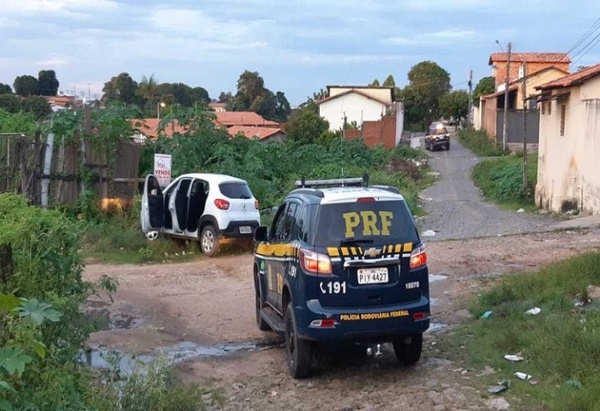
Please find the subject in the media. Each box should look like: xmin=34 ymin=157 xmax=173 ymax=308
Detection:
xmin=472 ymin=153 xmax=537 ymax=210
xmin=453 ymin=252 xmax=600 ymax=410
xmin=81 ymin=221 xmax=201 ymax=264
xmin=458 ymin=128 xmax=508 ymax=157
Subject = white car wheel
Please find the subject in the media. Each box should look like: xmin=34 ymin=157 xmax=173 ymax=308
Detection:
xmin=145 ymin=231 xmax=159 ymax=241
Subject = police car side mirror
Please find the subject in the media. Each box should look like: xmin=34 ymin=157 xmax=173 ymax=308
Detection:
xmin=254 ymin=226 xmax=268 ymax=242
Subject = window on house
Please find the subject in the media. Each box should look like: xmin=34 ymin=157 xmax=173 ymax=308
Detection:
xmin=548 ymin=100 xmax=551 ymax=115
xmin=560 ymin=104 xmax=566 ymax=136
xmin=541 ymin=101 xmax=545 ymax=115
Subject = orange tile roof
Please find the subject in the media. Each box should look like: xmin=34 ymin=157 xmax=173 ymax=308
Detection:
xmin=43 ymin=95 xmax=76 ymax=107
xmin=489 ymin=52 xmax=570 ymax=65
xmin=214 ymin=111 xmax=278 ymax=127
xmin=536 ymin=63 xmax=600 ymax=90
xmin=130 ymin=118 xmax=187 ymax=139
xmin=227 ymin=126 xmax=284 ymax=140
xmin=208 ymin=102 xmax=227 ymax=109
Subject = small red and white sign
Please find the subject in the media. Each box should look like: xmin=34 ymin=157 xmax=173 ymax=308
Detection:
xmin=154 ymin=154 xmax=172 ymax=187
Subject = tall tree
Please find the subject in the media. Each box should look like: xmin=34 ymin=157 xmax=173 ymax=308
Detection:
xmin=191 ymin=86 xmax=210 ymax=104
xmin=14 ymin=75 xmax=39 ymax=96
xmin=473 ymin=76 xmax=495 ymax=104
xmin=218 ymin=91 xmax=233 ymax=103
xmin=102 ymin=72 xmax=139 ymax=104
xmin=233 ymin=70 xmax=265 ymax=111
xmin=439 ymin=90 xmax=469 ymax=122
xmin=273 ymin=91 xmax=291 ymax=122
xmin=0 ymin=94 xmax=21 ymax=113
xmin=382 ymin=74 xmax=396 ymax=87
xmin=38 ymin=70 xmax=59 ymax=96
xmin=370 ymin=79 xmax=380 ymax=86
xmin=285 ymin=101 xmax=329 ymax=144
xmin=0 ymin=83 xmax=12 ymax=94
xmin=401 ymin=61 xmax=451 ymax=129
xmin=136 ymin=74 xmax=158 ymax=102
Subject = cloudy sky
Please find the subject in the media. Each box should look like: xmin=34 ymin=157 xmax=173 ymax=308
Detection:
xmin=1 ymin=0 xmax=599 ymax=105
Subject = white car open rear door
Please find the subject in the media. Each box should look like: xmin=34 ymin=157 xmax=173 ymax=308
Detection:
xmin=141 ymin=174 xmax=164 ymax=232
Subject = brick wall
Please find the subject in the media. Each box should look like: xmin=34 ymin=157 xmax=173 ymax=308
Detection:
xmin=344 ymin=115 xmax=397 ymax=149
xmin=493 ymin=61 xmax=570 ymax=88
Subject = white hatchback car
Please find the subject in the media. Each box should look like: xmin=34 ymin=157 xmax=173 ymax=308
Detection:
xmin=141 ymin=173 xmax=261 ymax=256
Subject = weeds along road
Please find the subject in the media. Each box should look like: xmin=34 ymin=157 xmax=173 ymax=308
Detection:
xmin=417 ymin=136 xmax=557 ymax=241
xmin=82 ymin=135 xmax=600 ymax=410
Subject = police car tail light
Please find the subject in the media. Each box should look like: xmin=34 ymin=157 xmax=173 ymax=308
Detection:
xmin=214 ymin=199 xmax=230 ymax=210
xmin=254 ymin=200 xmax=260 ymax=209
xmin=357 ymin=197 xmax=375 ymax=203
xmin=409 ymin=246 xmax=427 ymax=269
xmin=300 ymin=249 xmax=332 ymax=275
xmin=310 ymin=318 xmax=335 ymax=328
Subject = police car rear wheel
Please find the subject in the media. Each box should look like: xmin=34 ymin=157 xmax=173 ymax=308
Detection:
xmin=285 ymin=302 xmax=313 ymax=378
xmin=255 ymin=274 xmax=270 ymax=331
xmin=393 ymin=333 xmax=423 ymax=366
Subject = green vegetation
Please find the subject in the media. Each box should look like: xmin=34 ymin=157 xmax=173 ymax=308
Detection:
xmin=0 ymin=109 xmax=36 ymax=134
xmin=457 ymin=128 xmax=507 ymax=157
xmin=0 ymin=193 xmax=210 ymax=409
xmin=472 ymin=153 xmax=537 ymax=209
xmin=454 ymin=253 xmax=600 ymax=410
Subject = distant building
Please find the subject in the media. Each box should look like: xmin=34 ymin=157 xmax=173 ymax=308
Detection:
xmin=489 ymin=52 xmax=570 ymax=90
xmin=227 ymin=126 xmax=286 ymax=142
xmin=317 ymin=85 xmax=395 ymax=131
xmin=208 ymin=102 xmax=227 ymax=112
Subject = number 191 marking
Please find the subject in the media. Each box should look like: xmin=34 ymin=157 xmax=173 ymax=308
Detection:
xmin=320 ymin=281 xmax=347 ymax=294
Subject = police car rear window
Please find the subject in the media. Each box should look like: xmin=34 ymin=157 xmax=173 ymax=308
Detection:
xmin=219 ymin=182 xmax=253 ymax=199
xmin=313 ymin=200 xmax=419 ymax=247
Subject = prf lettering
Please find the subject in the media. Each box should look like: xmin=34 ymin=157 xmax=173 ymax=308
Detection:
xmin=343 ymin=211 xmax=394 ymax=238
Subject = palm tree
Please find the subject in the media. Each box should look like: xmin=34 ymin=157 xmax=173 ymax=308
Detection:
xmin=137 ymin=74 xmax=158 ymax=103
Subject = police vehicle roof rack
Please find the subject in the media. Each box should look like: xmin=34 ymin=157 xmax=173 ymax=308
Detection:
xmin=295 ymin=174 xmax=369 ymax=188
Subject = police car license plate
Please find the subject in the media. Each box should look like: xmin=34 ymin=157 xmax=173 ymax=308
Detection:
xmin=239 ymin=226 xmax=252 ymax=234
xmin=357 ymin=267 xmax=388 ymax=285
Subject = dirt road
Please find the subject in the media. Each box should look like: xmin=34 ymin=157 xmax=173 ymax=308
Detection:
xmin=84 ymin=227 xmax=600 ymax=410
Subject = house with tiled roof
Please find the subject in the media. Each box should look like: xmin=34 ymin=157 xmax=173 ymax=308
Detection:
xmin=534 ymin=63 xmax=600 ymax=215
xmin=478 ymin=65 xmax=570 ymax=142
xmin=130 ymin=118 xmax=188 ymax=140
xmin=489 ymin=52 xmax=570 ymax=89
xmin=208 ymin=102 xmax=227 ymax=112
xmin=317 ymin=85 xmax=395 ymax=131
xmin=227 ymin=126 xmax=285 ymax=142
xmin=213 ymin=111 xmax=279 ymax=127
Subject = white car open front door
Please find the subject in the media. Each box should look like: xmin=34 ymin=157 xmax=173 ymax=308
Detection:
xmin=141 ymin=174 xmax=164 ymax=233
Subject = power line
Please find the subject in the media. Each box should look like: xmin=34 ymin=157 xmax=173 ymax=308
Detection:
xmin=571 ymin=30 xmax=600 ymax=66
xmin=567 ymin=18 xmax=600 ymax=55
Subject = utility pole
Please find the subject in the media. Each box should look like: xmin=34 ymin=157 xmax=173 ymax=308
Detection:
xmin=521 ymin=63 xmax=528 ymax=191
xmin=467 ymin=69 xmax=473 ymax=128
xmin=502 ymin=42 xmax=512 ymax=150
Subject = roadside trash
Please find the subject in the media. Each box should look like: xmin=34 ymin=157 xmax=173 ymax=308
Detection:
xmin=480 ymin=311 xmax=493 ymax=319
xmin=515 ymin=372 xmax=532 ymax=381
xmin=488 ymin=380 xmax=509 ymax=395
xmin=504 ymin=354 xmax=523 ymax=362
xmin=517 ymin=208 xmax=525 ymax=213
xmin=525 ymin=307 xmax=541 ymax=315
xmin=566 ymin=379 xmax=583 ymax=389
xmin=422 ymin=230 xmax=436 ymax=237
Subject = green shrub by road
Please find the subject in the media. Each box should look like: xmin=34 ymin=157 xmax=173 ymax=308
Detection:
xmin=472 ymin=154 xmax=537 ymax=209
xmin=457 ymin=129 xmax=507 ymax=157
xmin=453 ymin=252 xmax=600 ymax=410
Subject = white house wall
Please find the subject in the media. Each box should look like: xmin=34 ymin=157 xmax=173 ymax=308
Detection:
xmin=329 ymin=87 xmax=392 ymax=103
xmin=319 ymin=93 xmax=387 ymax=131
xmin=536 ymin=76 xmax=600 ymax=214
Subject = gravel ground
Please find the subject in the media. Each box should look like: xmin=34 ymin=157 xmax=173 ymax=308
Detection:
xmin=417 ymin=136 xmax=557 ymax=241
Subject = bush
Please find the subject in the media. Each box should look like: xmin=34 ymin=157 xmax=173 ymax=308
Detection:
xmin=472 ymin=154 xmax=537 ymax=208
xmin=457 ymin=128 xmax=507 ymax=157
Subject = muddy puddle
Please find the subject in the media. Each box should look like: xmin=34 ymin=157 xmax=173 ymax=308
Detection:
xmin=83 ymin=341 xmax=279 ymax=375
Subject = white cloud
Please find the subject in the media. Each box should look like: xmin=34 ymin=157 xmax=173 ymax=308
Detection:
xmin=2 ymin=0 xmax=117 ymax=15
xmin=386 ymin=29 xmax=477 ymax=47
xmin=36 ymin=54 xmax=71 ymax=68
xmin=0 ymin=17 xmax=19 ymax=28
